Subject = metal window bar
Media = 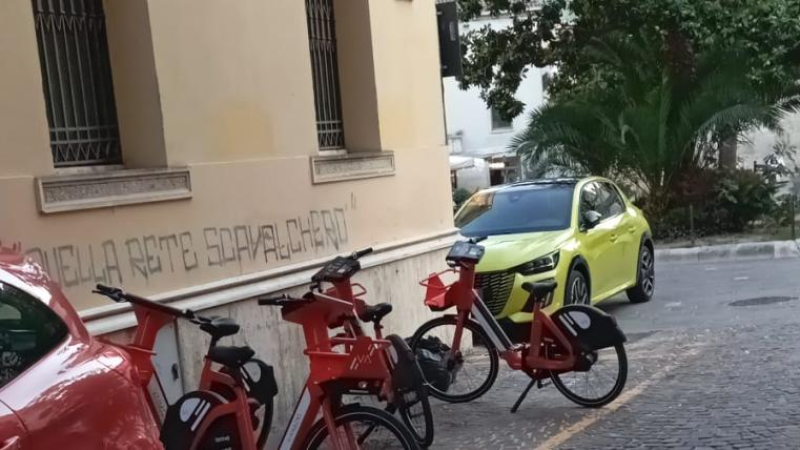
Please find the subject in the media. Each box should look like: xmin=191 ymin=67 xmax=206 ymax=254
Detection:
xmin=305 ymin=0 xmax=345 ymax=150
xmin=32 ymin=0 xmax=122 ymax=167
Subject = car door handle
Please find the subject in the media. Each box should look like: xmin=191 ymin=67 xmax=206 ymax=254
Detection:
xmin=610 ymin=234 xmax=618 ymax=243
xmin=628 ymin=226 xmax=636 ymax=234
xmin=1 ymin=437 xmax=22 ymax=450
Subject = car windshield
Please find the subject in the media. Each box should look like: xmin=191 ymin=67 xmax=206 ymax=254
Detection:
xmin=455 ymin=184 xmax=574 ymax=236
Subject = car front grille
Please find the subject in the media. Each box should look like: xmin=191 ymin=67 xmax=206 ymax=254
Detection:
xmin=476 ymin=271 xmax=516 ymax=315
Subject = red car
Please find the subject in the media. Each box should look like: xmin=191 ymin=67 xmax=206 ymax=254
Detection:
xmin=0 ymin=248 xmax=162 ymax=449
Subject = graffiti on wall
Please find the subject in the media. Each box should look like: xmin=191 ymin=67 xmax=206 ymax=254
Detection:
xmin=10 ymin=207 xmax=350 ymax=289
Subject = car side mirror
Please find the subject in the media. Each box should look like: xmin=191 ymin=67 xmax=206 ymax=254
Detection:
xmin=581 ymin=210 xmax=603 ymax=230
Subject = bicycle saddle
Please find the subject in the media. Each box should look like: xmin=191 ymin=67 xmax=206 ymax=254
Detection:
xmin=358 ymin=302 xmax=393 ymax=324
xmin=200 ymin=317 xmax=241 ymax=340
xmin=208 ymin=345 xmax=255 ymax=368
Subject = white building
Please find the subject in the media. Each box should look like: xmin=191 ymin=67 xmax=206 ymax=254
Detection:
xmin=444 ymin=15 xmax=552 ymax=192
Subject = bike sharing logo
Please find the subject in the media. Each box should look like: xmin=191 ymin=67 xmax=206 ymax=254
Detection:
xmin=349 ymin=344 xmax=379 ymax=370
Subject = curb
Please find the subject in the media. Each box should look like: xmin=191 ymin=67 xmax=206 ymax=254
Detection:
xmin=654 ymin=239 xmax=800 ymax=263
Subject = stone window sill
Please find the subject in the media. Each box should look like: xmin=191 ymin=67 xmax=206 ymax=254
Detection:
xmin=36 ymin=167 xmax=192 ymax=214
xmin=310 ymin=151 xmax=395 ymax=184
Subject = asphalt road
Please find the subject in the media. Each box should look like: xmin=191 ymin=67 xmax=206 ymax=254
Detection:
xmin=434 ymin=256 xmax=800 ymax=449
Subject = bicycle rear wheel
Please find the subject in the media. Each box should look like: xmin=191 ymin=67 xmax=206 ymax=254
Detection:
xmin=385 ymin=334 xmax=434 ymax=447
xmin=304 ymin=404 xmax=420 ymax=449
xmin=550 ymin=344 xmax=628 ymax=408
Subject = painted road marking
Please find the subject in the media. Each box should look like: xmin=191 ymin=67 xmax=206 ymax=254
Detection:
xmin=532 ymin=346 xmax=703 ymax=450
xmin=734 ymin=276 xmax=749 ymax=281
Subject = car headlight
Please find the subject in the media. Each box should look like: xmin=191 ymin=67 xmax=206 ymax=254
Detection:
xmin=514 ymin=251 xmax=560 ymax=275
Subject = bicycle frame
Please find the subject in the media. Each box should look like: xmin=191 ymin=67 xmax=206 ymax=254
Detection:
xmin=273 ymin=294 xmax=393 ymax=450
xmin=98 ymin=296 xmax=182 ymax=420
xmin=95 ymin=287 xmax=258 ymax=450
xmin=197 ymin=360 xmax=257 ymax=450
xmin=423 ymin=259 xmax=577 ymax=376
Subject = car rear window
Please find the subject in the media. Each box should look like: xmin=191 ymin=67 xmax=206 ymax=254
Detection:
xmin=456 ymin=184 xmax=575 ymax=236
xmin=0 ymin=282 xmax=68 ymax=389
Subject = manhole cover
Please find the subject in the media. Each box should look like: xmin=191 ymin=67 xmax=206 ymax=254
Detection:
xmin=730 ymin=296 xmax=797 ymax=307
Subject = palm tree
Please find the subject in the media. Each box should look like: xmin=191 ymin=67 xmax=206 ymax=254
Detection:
xmin=512 ymin=31 xmax=800 ymax=211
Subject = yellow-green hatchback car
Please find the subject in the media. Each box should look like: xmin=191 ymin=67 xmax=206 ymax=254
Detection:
xmin=455 ymin=177 xmax=654 ymax=342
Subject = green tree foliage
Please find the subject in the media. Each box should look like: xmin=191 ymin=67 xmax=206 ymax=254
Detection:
xmin=511 ymin=33 xmax=800 ymax=213
xmin=459 ymin=0 xmax=800 ymax=119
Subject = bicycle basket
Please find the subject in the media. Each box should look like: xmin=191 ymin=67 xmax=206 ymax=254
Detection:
xmin=420 ymin=272 xmax=453 ymax=311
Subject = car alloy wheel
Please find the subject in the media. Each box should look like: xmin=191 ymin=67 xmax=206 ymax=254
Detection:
xmin=640 ymin=248 xmax=655 ymax=297
xmin=570 ymin=272 xmax=590 ymax=305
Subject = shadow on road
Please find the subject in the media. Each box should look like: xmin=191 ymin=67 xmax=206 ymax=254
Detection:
xmin=595 ymin=296 xmax=635 ymax=316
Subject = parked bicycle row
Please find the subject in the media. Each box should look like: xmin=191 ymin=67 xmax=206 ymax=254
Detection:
xmin=0 ymin=239 xmax=629 ymax=449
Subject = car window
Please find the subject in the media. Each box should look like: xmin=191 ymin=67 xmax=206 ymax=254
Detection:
xmin=580 ymin=182 xmax=624 ymax=220
xmin=0 ymin=282 xmax=68 ymax=389
xmin=580 ymin=182 xmax=601 ymax=215
xmin=602 ymin=183 xmax=626 ymax=217
xmin=456 ymin=184 xmax=574 ymax=236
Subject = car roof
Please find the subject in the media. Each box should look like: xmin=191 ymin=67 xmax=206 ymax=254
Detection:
xmin=508 ymin=177 xmax=581 ymax=187
xmin=477 ymin=176 xmax=618 ymax=194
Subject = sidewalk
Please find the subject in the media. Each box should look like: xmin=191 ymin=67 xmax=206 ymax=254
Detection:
xmin=655 ymin=239 xmax=800 ymax=263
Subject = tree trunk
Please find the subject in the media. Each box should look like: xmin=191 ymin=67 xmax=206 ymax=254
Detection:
xmin=719 ymin=133 xmax=738 ymax=169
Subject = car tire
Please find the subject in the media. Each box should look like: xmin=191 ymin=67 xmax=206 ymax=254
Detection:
xmin=627 ymin=244 xmax=655 ymax=303
xmin=565 ymin=268 xmax=591 ymax=305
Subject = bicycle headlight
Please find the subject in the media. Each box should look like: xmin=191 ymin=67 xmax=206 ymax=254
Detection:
xmin=515 ymin=251 xmax=560 ymax=275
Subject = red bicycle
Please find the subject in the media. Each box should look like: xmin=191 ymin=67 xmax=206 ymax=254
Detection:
xmin=258 ymin=293 xmax=420 ymax=449
xmin=409 ymin=240 xmax=628 ymax=411
xmin=191 ymin=314 xmax=277 ymax=449
xmin=306 ymin=248 xmax=434 ymax=447
xmin=93 ymin=285 xmax=275 ymax=450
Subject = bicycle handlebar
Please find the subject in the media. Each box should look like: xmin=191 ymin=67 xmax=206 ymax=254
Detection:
xmin=92 ymin=284 xmax=124 ymax=301
xmin=93 ymin=284 xmax=196 ymax=319
xmin=258 ymin=293 xmax=313 ymax=307
xmin=351 ymin=247 xmax=373 ymax=260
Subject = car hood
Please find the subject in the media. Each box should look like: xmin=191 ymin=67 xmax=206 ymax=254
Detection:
xmin=475 ymin=229 xmax=574 ymax=271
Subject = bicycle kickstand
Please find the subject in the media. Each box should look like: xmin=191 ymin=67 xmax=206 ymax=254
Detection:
xmin=510 ymin=379 xmax=537 ymax=413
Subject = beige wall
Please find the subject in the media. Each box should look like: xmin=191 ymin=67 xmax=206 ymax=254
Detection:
xmin=0 ymin=0 xmax=453 ymax=312
xmin=105 ymin=0 xmax=168 ymax=168
xmin=0 ymin=0 xmax=52 ymax=177
xmin=147 ymin=0 xmax=319 ymax=164
xmin=334 ymin=0 xmax=382 ymax=152
xmin=371 ymin=0 xmax=447 ymax=150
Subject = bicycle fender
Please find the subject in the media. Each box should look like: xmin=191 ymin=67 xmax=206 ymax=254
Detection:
xmin=161 ymin=390 xmax=227 ymax=450
xmin=551 ymin=305 xmax=627 ymax=351
xmin=385 ymin=334 xmax=418 ymax=392
xmin=241 ymin=358 xmax=279 ymax=403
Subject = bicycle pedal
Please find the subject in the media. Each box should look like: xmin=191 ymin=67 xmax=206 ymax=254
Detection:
xmin=537 ymin=379 xmax=551 ymax=389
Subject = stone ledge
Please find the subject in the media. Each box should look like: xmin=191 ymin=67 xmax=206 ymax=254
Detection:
xmin=36 ymin=167 xmax=192 ymax=214
xmin=310 ymin=151 xmax=395 ymax=184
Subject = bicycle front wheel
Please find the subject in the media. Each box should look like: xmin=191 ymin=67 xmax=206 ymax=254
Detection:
xmin=409 ymin=316 xmax=499 ymax=403
xmin=304 ymin=405 xmax=420 ymax=450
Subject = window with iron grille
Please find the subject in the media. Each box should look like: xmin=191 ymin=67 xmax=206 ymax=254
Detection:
xmin=32 ymin=0 xmax=122 ymax=167
xmin=305 ymin=0 xmax=345 ymax=150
